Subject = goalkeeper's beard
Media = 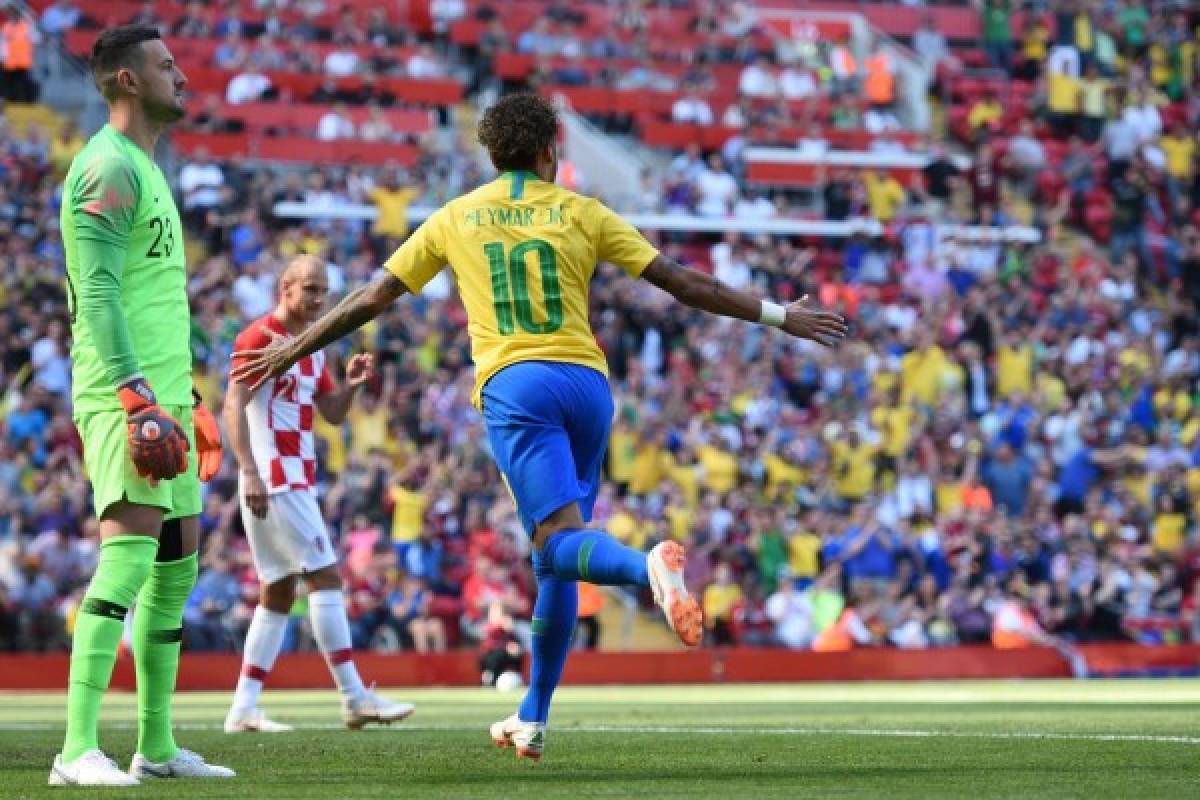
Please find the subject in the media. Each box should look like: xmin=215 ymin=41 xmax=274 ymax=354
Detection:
xmin=142 ymin=93 xmax=186 ymax=125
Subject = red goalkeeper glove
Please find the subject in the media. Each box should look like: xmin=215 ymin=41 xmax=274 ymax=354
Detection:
xmin=192 ymin=389 xmax=223 ymax=482
xmin=117 ymin=377 xmax=189 ymax=483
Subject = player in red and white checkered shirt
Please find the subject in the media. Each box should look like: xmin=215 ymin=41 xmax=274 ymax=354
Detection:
xmin=223 ymin=255 xmax=414 ymax=733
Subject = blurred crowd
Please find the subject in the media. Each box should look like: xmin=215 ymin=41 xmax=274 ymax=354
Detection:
xmin=3 ymin=0 xmax=1200 ymax=662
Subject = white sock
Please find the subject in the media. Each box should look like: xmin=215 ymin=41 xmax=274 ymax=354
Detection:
xmin=308 ymin=589 xmax=366 ymax=700
xmin=231 ymin=605 xmax=289 ymax=714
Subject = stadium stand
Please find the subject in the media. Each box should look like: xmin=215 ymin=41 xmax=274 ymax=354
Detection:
xmin=2 ymin=0 xmax=1200 ymax=666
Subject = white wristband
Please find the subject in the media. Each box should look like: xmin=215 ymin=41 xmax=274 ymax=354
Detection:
xmin=759 ymin=300 xmax=787 ymax=328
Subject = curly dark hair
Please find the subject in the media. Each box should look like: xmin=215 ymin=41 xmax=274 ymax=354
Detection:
xmin=477 ymin=93 xmax=559 ymax=173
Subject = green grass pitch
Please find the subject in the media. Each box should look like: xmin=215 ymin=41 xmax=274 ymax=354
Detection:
xmin=2 ymin=681 xmax=1198 ymax=798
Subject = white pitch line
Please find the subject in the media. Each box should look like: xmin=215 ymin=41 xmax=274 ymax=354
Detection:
xmin=2 ymin=722 xmax=1199 ymax=745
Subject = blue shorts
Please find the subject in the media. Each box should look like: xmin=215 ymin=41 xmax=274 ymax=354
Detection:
xmin=481 ymin=361 xmax=613 ymax=536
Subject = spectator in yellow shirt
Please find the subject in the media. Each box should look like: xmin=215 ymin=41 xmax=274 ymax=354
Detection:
xmin=787 ymin=513 xmax=823 ymax=579
xmin=390 ymin=467 xmax=428 ymax=547
xmin=607 ymin=497 xmax=651 ymax=551
xmin=702 ymin=562 xmax=744 ymax=646
xmin=830 ymin=427 xmax=878 ymax=503
xmin=900 ymin=330 xmax=951 ymax=407
xmin=629 ymin=430 xmax=669 ymax=496
xmin=699 ymin=440 xmax=739 ymax=495
xmin=763 ymin=439 xmax=805 ymax=495
xmin=663 ymin=487 xmax=693 ymax=541
xmin=608 ymin=419 xmax=637 ymax=490
xmin=1017 ymin=16 xmax=1049 ymax=80
xmin=1160 ymin=120 xmax=1196 ymax=201
xmin=1046 ymin=65 xmax=1081 ymax=137
xmin=862 ymin=169 xmax=907 ymax=223
xmin=995 ymin=329 xmax=1034 ymax=398
xmin=870 ymin=385 xmax=915 ymax=479
xmin=369 ymin=167 xmax=420 ymax=251
xmin=1077 ymin=62 xmax=1109 ymax=143
xmin=1152 ymin=493 xmax=1187 ymax=555
xmin=967 ymin=88 xmax=1004 ymax=134
xmin=348 ymin=390 xmax=390 ymax=461
xmin=314 ymin=412 xmax=348 ymax=475
xmin=666 ymin=447 xmax=701 ymax=509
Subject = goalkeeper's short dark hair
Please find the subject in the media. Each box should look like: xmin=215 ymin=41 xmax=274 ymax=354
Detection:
xmin=477 ymin=93 xmax=559 ymax=173
xmin=91 ymin=24 xmax=161 ymax=100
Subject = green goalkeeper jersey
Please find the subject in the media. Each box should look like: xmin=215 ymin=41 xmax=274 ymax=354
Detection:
xmin=62 ymin=124 xmax=192 ymax=413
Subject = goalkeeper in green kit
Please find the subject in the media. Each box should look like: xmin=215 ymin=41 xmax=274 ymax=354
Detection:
xmin=49 ymin=25 xmax=234 ymax=786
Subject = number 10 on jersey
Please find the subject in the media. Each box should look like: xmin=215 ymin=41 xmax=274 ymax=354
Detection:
xmin=484 ymin=239 xmax=563 ymax=335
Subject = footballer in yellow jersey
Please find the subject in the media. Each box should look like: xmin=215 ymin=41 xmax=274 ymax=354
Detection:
xmin=234 ymin=93 xmax=847 ymax=758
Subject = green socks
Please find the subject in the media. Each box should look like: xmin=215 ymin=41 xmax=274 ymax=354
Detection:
xmin=132 ymin=552 xmax=197 ymax=763
xmin=62 ymin=538 xmax=198 ymax=764
xmin=62 ymin=535 xmax=157 ymax=762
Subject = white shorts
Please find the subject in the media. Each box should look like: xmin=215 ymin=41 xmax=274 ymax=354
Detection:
xmin=241 ymin=488 xmax=337 ymax=585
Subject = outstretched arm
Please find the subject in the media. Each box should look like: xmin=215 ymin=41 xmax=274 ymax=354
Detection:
xmin=231 ymin=273 xmax=408 ymax=389
xmin=640 ymin=255 xmax=848 ymax=346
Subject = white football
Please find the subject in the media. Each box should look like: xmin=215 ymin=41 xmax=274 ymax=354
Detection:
xmin=495 ymin=671 xmax=524 ymax=692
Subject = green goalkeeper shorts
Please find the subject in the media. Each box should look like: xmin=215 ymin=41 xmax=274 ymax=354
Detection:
xmin=75 ymin=404 xmax=201 ymax=521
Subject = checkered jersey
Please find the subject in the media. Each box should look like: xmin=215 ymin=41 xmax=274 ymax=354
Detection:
xmin=234 ymin=315 xmax=334 ymax=493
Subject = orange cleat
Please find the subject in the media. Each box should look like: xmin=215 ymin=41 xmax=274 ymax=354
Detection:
xmin=647 ymin=541 xmax=703 ymax=647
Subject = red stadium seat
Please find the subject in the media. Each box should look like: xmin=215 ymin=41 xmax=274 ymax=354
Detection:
xmin=171 ymin=131 xmax=251 ymax=159
xmin=256 ymin=137 xmax=418 ymax=166
xmin=612 ymin=89 xmax=682 ymax=116
xmin=198 ymin=104 xmax=434 ymax=136
xmin=379 ymin=78 xmax=463 ymax=106
xmin=1083 ymin=188 xmax=1114 ymax=243
xmin=449 ymin=18 xmax=485 ymax=46
xmin=639 ymin=121 xmax=702 ymax=150
xmin=172 ymin=134 xmax=420 ymax=166
xmin=545 ymin=86 xmax=615 ymax=114
xmin=493 ymin=52 xmax=536 ymax=81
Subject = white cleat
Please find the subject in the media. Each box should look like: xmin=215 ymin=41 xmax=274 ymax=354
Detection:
xmin=342 ymin=688 xmax=415 ymax=730
xmin=49 ymin=750 xmax=140 ymax=787
xmin=224 ymin=707 xmax=295 ymax=733
xmin=647 ymin=540 xmax=704 ymax=647
xmin=490 ymin=713 xmax=545 ymax=761
xmin=129 ymin=748 xmax=236 ymax=779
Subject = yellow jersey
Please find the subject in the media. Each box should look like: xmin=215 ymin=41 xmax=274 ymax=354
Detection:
xmin=390 ymin=486 xmax=427 ymax=543
xmin=699 ymin=444 xmax=739 ymax=494
xmin=863 ymin=172 xmax=906 ymax=223
xmin=667 ymin=458 xmax=700 ymax=508
xmin=370 ymin=186 xmax=420 ymax=238
xmin=608 ymin=509 xmax=651 ymax=550
xmin=1152 ymin=512 xmax=1187 ymax=555
xmin=900 ymin=345 xmax=950 ymax=406
xmin=968 ymin=100 xmax=1003 ymax=130
xmin=788 ymin=531 xmax=821 ymax=578
xmin=384 ymin=171 xmax=659 ymax=407
xmin=871 ymin=405 xmax=914 ymax=458
xmin=763 ymin=452 xmax=804 ymax=494
xmin=1161 ymin=135 xmax=1196 ymax=180
xmin=831 ymin=440 xmax=877 ymax=500
xmin=608 ymin=427 xmax=637 ymax=485
xmin=629 ymin=444 xmax=669 ymax=496
xmin=665 ymin=505 xmax=692 ymax=540
xmin=702 ymin=583 xmax=743 ymax=622
xmin=996 ymin=343 xmax=1033 ymax=398
xmin=1047 ymin=71 xmax=1080 ymax=114
xmin=348 ymin=402 xmax=389 ymax=459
